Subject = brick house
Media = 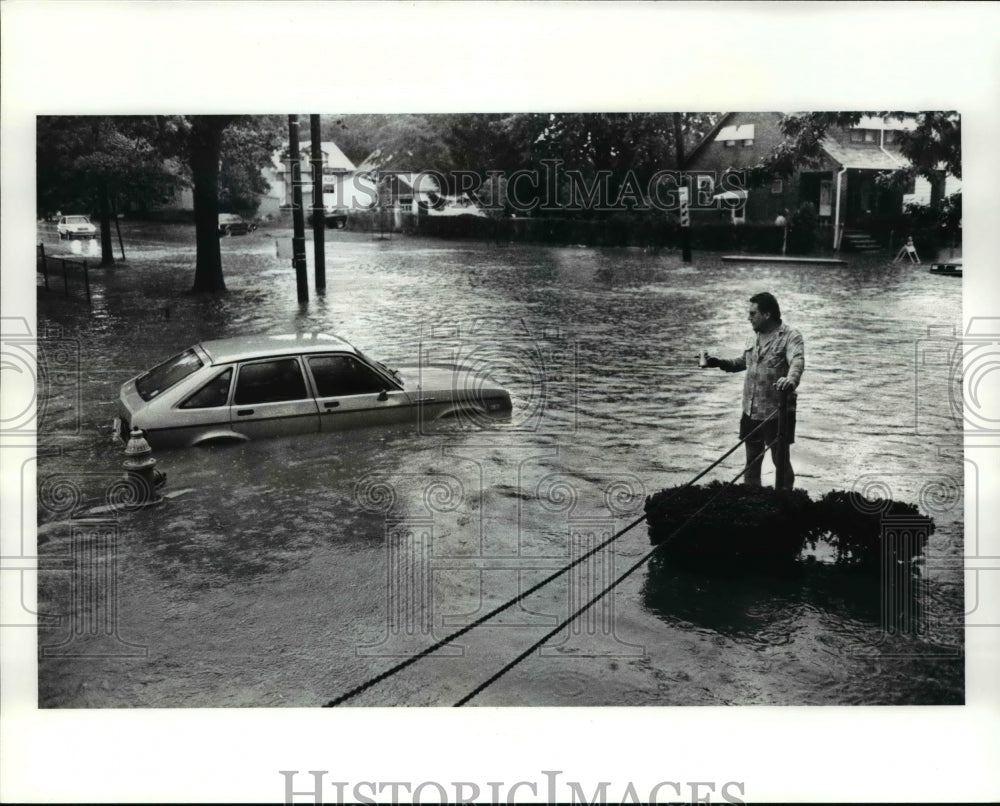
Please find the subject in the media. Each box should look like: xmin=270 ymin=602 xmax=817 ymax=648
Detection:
xmin=683 ymin=112 xmax=951 ymax=249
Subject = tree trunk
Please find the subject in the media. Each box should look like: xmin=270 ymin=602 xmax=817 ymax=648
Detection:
xmin=189 ymin=116 xmax=231 ymax=293
xmin=98 ymin=183 xmax=115 ymax=266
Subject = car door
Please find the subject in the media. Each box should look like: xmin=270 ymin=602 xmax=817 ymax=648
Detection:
xmin=305 ymin=353 xmax=412 ymax=431
xmin=229 ymin=356 xmax=320 ymax=440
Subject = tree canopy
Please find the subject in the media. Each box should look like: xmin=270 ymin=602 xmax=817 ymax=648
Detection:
xmin=37 ymin=116 xmax=183 ymax=265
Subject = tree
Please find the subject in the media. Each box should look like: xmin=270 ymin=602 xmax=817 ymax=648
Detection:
xmin=219 ymin=117 xmax=284 ymax=216
xmin=37 ymin=116 xmax=182 ymax=266
xmin=322 ymin=113 xmax=454 ymax=172
xmin=518 ymin=112 xmax=717 ymax=215
xmin=186 ymin=115 xmax=233 ymax=293
xmin=152 ymin=114 xmax=281 ymax=293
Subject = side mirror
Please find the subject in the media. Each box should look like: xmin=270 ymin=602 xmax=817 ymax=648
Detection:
xmin=377 ymin=390 xmax=389 ymax=401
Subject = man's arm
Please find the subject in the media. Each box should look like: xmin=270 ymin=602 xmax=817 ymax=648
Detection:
xmin=703 ymin=353 xmax=746 ymax=372
xmin=775 ymin=330 xmax=805 ymax=390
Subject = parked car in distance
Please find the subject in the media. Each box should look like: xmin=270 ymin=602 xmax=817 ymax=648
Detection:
xmin=427 ymin=194 xmax=486 ymax=217
xmin=218 ymin=213 xmax=257 ymax=236
xmin=307 ymin=207 xmax=349 ymax=229
xmin=929 ymin=257 xmax=962 ymax=277
xmin=113 ymin=333 xmax=513 ymax=449
xmin=56 ymin=214 xmax=97 ymax=240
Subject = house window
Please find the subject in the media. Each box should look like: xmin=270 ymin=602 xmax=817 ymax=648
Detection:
xmin=724 ymin=140 xmax=736 ymax=148
xmin=771 ymin=179 xmax=783 ymax=195
xmin=742 ymin=139 xmax=753 ymax=147
xmin=864 ymin=130 xmax=878 ymax=143
xmin=884 ymin=130 xmax=897 ymax=144
xmin=850 ymin=129 xmax=864 ymax=143
xmin=695 ymin=175 xmax=715 ymax=202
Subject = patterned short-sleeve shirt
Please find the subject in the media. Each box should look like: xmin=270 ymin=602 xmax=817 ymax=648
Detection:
xmin=721 ymin=323 xmax=805 ymax=419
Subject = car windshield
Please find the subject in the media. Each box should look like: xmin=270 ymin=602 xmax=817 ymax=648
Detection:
xmin=135 ymin=349 xmax=204 ymax=401
xmin=65 ymin=216 xmax=89 ymax=223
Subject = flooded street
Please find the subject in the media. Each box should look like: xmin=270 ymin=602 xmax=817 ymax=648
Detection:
xmin=35 ymin=222 xmax=964 ymax=707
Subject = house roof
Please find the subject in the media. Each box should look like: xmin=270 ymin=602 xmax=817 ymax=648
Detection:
xmin=273 ymin=141 xmax=355 ymax=172
xmin=682 ymin=113 xmax=737 ymax=169
xmin=820 ymin=138 xmax=905 ymax=170
xmin=687 ymin=112 xmax=917 ymax=173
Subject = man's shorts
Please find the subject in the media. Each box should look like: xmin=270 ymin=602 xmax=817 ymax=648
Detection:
xmin=740 ymin=410 xmax=796 ymax=446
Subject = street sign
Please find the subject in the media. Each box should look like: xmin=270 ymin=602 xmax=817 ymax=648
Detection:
xmin=678 ymin=186 xmax=690 ymax=228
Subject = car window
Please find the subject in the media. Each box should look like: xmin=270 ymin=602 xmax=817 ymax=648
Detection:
xmin=136 ymin=349 xmax=204 ymax=401
xmin=308 ymin=354 xmax=391 ymax=397
xmin=234 ymin=358 xmax=308 ymax=405
xmin=179 ymin=368 xmax=233 ymax=409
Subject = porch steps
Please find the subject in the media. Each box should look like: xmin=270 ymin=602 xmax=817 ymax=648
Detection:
xmin=840 ymin=229 xmax=883 ymax=253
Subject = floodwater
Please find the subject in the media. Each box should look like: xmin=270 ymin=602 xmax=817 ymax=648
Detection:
xmin=34 ymin=221 xmax=964 ymax=706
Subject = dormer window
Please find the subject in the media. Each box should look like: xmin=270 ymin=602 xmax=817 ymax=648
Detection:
xmin=850 ymin=128 xmax=881 ymax=144
xmin=717 ymin=124 xmax=755 ymax=148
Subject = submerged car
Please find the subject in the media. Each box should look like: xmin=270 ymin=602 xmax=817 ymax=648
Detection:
xmin=113 ymin=333 xmax=513 ymax=448
xmin=218 ymin=213 xmax=257 ymax=236
xmin=56 ymin=214 xmax=97 ymax=239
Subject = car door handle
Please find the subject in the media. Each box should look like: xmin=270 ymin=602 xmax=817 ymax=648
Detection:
xmin=324 ymin=401 xmax=340 ymax=409
xmin=237 ymin=409 xmax=255 ymax=416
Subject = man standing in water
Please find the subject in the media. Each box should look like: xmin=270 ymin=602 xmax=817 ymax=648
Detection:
xmin=700 ymin=292 xmax=804 ymax=488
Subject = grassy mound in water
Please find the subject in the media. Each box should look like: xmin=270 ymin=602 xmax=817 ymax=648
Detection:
xmin=644 ymin=483 xmax=933 ymax=571
xmin=811 ymin=490 xmax=933 ymax=567
xmin=644 ymin=482 xmax=814 ymax=566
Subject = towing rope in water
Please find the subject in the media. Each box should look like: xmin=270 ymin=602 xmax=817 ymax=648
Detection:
xmin=323 ymin=411 xmax=779 ymax=707
xmin=454 ymin=455 xmax=769 ymax=706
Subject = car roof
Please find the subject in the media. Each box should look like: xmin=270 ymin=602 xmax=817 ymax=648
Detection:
xmin=198 ymin=333 xmax=359 ymax=364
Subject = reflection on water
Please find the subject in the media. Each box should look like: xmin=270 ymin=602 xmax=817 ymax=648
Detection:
xmin=35 ymin=223 xmax=964 ymax=706
xmin=644 ymin=553 xmax=898 ymax=644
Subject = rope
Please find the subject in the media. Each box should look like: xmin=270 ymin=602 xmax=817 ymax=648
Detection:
xmin=454 ymin=451 xmax=769 ymax=706
xmin=324 ymin=412 xmax=781 ymax=707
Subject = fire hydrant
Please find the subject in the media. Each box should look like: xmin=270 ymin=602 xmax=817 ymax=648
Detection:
xmin=122 ymin=427 xmax=166 ymax=506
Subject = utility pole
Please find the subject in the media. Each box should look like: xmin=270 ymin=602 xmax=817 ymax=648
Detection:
xmin=288 ymin=114 xmax=308 ymax=303
xmin=310 ymin=114 xmax=326 ymax=292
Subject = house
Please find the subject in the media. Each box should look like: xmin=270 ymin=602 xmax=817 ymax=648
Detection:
xmin=259 ymin=140 xmax=356 ymax=218
xmin=683 ymin=112 xmax=952 ymax=248
xmin=151 ymin=140 xmax=359 ymax=220
xmin=356 ymin=149 xmax=442 ymax=212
